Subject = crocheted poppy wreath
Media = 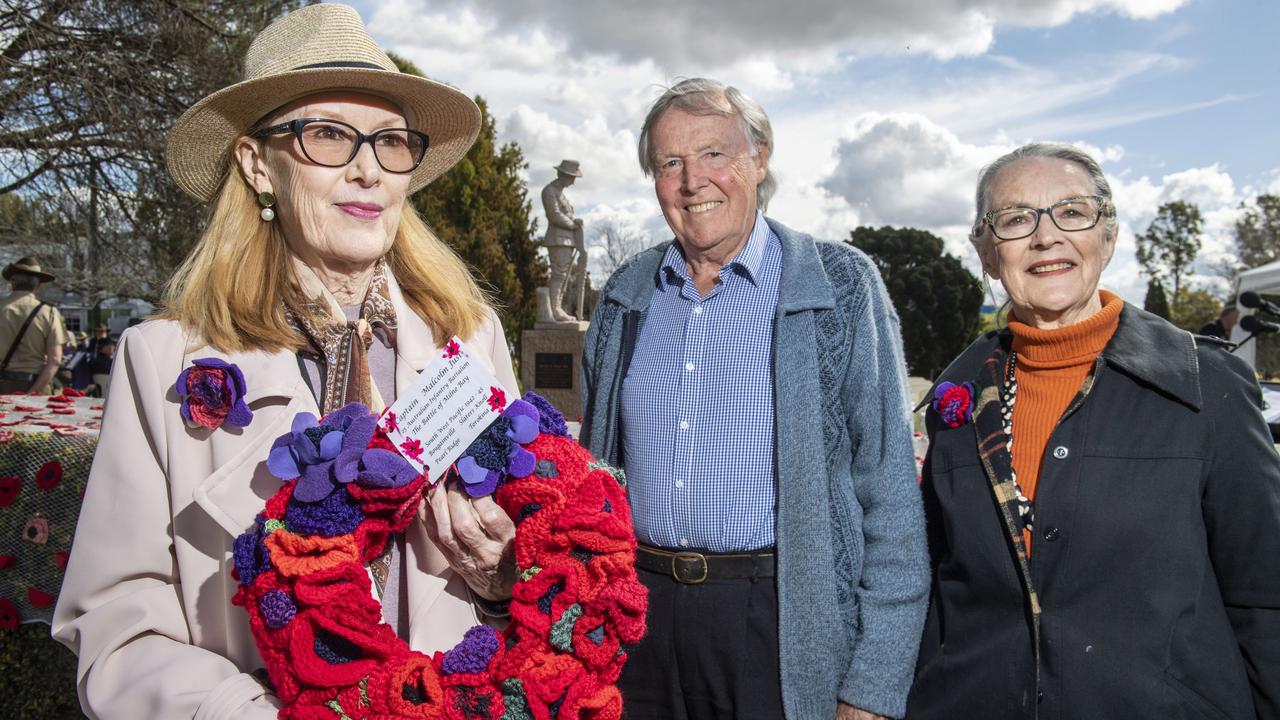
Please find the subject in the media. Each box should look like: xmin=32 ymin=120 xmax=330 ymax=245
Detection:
xmin=232 ymin=392 xmax=647 ymax=720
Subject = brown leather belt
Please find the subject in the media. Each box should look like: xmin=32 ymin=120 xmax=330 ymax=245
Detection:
xmin=636 ymin=544 xmax=775 ymax=584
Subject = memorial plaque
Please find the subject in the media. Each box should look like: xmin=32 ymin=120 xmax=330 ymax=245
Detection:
xmin=535 ymin=352 xmax=574 ymax=389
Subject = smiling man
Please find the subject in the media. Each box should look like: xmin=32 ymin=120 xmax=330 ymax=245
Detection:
xmin=580 ymin=78 xmax=929 ymax=720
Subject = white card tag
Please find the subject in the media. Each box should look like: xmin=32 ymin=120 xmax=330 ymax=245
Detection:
xmin=381 ymin=337 xmax=509 ymax=484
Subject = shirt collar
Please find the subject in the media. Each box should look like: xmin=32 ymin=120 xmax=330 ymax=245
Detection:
xmin=659 ymin=210 xmax=770 ymax=290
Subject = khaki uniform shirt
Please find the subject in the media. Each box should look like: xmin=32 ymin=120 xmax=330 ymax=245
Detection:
xmin=0 ymin=291 xmax=68 ymax=374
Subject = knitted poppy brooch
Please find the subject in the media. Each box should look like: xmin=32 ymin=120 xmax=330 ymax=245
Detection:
xmin=932 ymin=381 xmax=975 ymax=428
xmin=233 ymin=391 xmax=647 ymax=720
xmin=175 ymin=358 xmax=252 ymax=430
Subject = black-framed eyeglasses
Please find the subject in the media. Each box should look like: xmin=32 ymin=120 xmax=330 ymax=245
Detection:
xmin=975 ymin=195 xmax=1113 ymax=242
xmin=250 ymin=118 xmax=429 ymax=174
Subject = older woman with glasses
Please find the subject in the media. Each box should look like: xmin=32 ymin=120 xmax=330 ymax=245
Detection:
xmin=52 ymin=6 xmax=518 ymax=718
xmin=906 ymin=143 xmax=1280 ymax=720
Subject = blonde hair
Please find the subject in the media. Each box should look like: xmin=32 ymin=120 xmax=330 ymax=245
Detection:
xmin=161 ymin=170 xmax=490 ymax=353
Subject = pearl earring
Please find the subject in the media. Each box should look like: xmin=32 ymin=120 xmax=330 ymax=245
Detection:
xmin=258 ymin=191 xmax=276 ymax=222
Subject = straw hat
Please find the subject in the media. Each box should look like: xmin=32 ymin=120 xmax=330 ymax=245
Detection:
xmin=165 ymin=3 xmax=481 ymax=202
xmin=554 ymin=159 xmax=583 ymax=177
xmin=3 ymin=256 xmax=55 ymax=282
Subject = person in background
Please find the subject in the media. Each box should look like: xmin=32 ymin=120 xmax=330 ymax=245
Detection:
xmin=582 ymin=77 xmax=928 ymax=720
xmin=908 ymin=142 xmax=1280 ymax=719
xmin=1197 ymin=301 xmax=1238 ymax=341
xmin=0 ymin=256 xmax=69 ymax=394
xmin=68 ymin=331 xmax=94 ymax=390
xmin=89 ymin=336 xmax=115 ymax=401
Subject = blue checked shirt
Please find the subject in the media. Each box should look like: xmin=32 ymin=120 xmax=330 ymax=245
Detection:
xmin=621 ymin=211 xmax=781 ymax=552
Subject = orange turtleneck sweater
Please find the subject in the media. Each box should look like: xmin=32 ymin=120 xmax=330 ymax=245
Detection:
xmin=1007 ymin=290 xmax=1123 ymax=552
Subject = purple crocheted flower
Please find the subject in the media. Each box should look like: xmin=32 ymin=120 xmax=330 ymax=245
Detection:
xmin=260 ymin=590 xmax=296 ymax=629
xmin=441 ymin=625 xmax=500 ymax=675
xmin=455 ymin=399 xmax=540 ymax=497
xmin=232 ymin=518 xmax=272 ymax=587
xmin=266 ymin=404 xmax=377 ymax=502
xmin=932 ymin=381 xmax=976 ymax=428
xmin=284 ymin=486 xmax=364 ymax=537
xmin=175 ymin=358 xmax=252 ymax=430
xmin=521 ymin=392 xmax=569 ymax=437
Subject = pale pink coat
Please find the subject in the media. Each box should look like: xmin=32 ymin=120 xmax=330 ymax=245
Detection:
xmin=51 ymin=277 xmax=518 ymax=720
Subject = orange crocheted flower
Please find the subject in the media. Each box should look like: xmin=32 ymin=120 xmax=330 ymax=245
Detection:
xmin=265 ymin=531 xmax=359 ymax=578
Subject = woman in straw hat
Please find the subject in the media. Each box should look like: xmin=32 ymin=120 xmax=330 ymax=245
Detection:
xmin=52 ymin=5 xmax=520 ymax=718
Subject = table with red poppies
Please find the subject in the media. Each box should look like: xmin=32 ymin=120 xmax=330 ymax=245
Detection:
xmin=0 ymin=392 xmax=102 ymax=629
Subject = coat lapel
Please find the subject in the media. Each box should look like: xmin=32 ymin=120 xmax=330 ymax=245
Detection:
xmin=190 ymin=345 xmax=316 ymax=537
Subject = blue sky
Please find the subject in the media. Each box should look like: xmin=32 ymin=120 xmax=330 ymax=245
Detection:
xmin=353 ymin=0 xmax=1278 ymax=299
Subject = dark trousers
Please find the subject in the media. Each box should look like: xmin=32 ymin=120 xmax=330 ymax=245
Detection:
xmin=620 ymin=564 xmax=785 ymax=720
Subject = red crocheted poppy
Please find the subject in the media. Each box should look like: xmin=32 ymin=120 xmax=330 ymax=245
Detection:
xmin=0 ymin=476 xmax=19 ymax=507
xmin=367 ymin=653 xmax=447 ymax=717
xmin=0 ymin=597 xmax=19 ymax=629
xmin=591 ymin=578 xmax=649 ymax=645
xmin=286 ymin=607 xmax=399 ymax=688
xmin=566 ymin=608 xmax=624 ymax=677
xmin=27 ymin=587 xmax=55 ymax=609
xmin=34 ymin=461 xmax=62 ymax=490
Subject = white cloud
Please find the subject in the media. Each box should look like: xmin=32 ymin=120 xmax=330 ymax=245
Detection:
xmin=450 ymin=0 xmax=1188 ymax=66
xmin=821 ymin=113 xmax=1005 ymax=230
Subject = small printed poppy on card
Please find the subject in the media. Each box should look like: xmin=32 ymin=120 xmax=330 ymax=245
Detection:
xmin=487 ymin=386 xmax=506 ymax=412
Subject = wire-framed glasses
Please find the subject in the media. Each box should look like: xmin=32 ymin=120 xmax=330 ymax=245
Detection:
xmin=250 ymin=118 xmax=429 ymax=173
xmin=976 ymin=195 xmax=1112 ymax=242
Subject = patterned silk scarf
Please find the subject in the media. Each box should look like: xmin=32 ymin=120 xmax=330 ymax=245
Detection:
xmin=286 ymin=259 xmax=399 ymax=415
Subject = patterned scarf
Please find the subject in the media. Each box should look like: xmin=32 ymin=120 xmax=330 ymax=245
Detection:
xmin=286 ymin=259 xmax=398 ymax=415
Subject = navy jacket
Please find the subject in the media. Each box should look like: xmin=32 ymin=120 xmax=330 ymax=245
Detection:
xmin=908 ymin=303 xmax=1280 ymax=719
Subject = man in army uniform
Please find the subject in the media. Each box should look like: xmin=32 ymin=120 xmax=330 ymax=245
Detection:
xmin=1 ymin=256 xmax=69 ymax=394
xmin=540 ymin=160 xmax=585 ymax=321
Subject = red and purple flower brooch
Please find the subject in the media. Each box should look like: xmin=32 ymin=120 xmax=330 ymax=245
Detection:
xmin=931 ymin=381 xmax=975 ymax=428
xmin=175 ymin=358 xmax=253 ymax=430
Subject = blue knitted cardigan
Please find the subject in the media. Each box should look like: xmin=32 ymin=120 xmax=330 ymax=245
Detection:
xmin=580 ymin=217 xmax=930 ymax=719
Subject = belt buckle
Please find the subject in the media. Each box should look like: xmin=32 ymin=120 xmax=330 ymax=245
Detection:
xmin=671 ymin=551 xmax=708 ymax=584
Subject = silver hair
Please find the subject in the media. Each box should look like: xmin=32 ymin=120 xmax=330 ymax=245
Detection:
xmin=9 ymin=273 xmax=40 ymax=291
xmin=971 ymin=142 xmax=1119 ymax=247
xmin=637 ymin=77 xmax=777 ymax=210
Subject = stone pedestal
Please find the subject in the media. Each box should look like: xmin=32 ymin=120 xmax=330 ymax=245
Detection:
xmin=521 ymin=321 xmax=590 ymax=421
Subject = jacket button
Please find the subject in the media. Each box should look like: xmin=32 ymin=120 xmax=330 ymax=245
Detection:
xmin=1044 ymin=526 xmax=1061 ymax=542
xmin=1053 ymin=446 xmax=1069 ymax=459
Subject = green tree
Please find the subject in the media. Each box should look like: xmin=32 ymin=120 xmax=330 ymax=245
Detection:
xmin=1137 ymin=201 xmax=1203 ymax=310
xmin=847 ymin=226 xmax=983 ymax=379
xmin=1168 ymin=287 xmax=1222 ymax=333
xmin=390 ymin=55 xmax=544 ymax=355
xmin=1 ymin=0 xmax=308 ymax=302
xmin=1143 ymin=278 xmax=1170 ymax=320
xmin=1233 ymin=194 xmax=1280 ymax=270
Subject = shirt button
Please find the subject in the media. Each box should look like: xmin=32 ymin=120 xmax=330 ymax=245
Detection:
xmin=678 ymin=538 xmax=689 ymax=547
xmin=679 ymin=420 xmax=689 ymax=430
xmin=693 ymin=306 xmax=703 ymax=315
xmin=1053 ymin=446 xmax=1069 ymax=460
xmin=675 ymin=479 xmax=684 ymax=488
xmin=685 ymin=362 xmax=695 ymax=371
xmin=1043 ymin=526 xmax=1061 ymax=542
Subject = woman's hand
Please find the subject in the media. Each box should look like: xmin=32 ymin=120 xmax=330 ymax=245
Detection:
xmin=422 ymin=482 xmax=516 ymax=601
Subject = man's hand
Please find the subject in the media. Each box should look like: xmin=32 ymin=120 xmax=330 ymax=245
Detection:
xmin=422 ymin=482 xmax=516 ymax=601
xmin=836 ymin=702 xmax=889 ymax=720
